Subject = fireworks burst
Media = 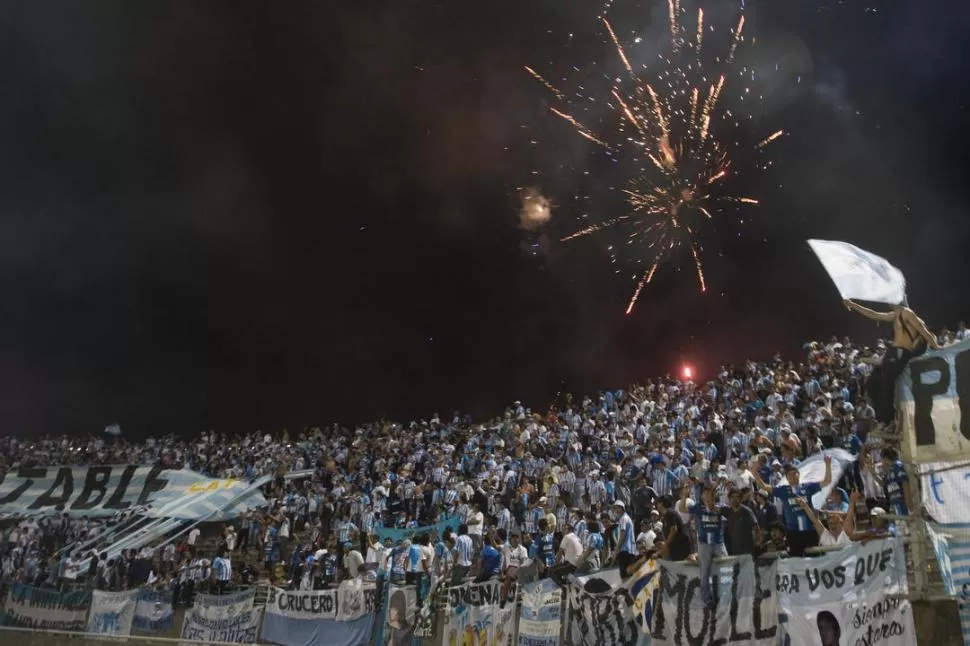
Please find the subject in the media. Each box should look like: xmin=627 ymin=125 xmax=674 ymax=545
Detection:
xmin=528 ymin=0 xmax=784 ymax=314
xmin=518 ymin=187 xmax=553 ymax=230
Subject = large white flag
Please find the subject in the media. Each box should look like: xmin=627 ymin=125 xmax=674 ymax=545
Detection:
xmin=797 ymin=448 xmax=856 ymax=509
xmin=808 ymin=239 xmax=906 ymax=305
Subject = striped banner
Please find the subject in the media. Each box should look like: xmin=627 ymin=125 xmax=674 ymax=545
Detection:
xmin=375 ymin=516 xmax=459 ymax=543
xmin=941 ymin=528 xmax=970 ymax=646
xmin=0 ymin=465 xmax=266 ymax=520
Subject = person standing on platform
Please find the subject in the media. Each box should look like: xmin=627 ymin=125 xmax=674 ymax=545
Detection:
xmin=843 ymin=298 xmax=940 ymax=423
xmin=690 ymin=484 xmax=727 ymax=608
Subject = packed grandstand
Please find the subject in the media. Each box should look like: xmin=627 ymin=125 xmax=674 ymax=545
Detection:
xmin=0 ymin=325 xmax=964 ymax=645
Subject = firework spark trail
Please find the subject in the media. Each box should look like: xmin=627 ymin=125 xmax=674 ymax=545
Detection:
xmin=560 ymin=215 xmax=631 ymax=242
xmin=690 ymin=242 xmax=706 ymax=292
xmin=549 ymin=108 xmax=610 ymax=148
xmin=524 ymin=66 xmax=565 ymax=101
xmin=695 ymin=9 xmax=704 ymax=56
xmin=668 ymin=0 xmax=683 ymax=51
xmin=626 ymin=264 xmax=658 ymax=315
xmin=727 ymin=15 xmax=745 ymax=62
xmin=612 ymin=90 xmax=646 ymax=137
xmin=528 ymin=1 xmax=784 ymax=313
xmin=601 ymin=18 xmax=635 ymax=79
xmin=757 ymin=129 xmax=785 ymax=148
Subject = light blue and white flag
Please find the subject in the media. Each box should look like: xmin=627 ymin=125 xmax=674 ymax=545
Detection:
xmin=628 ymin=559 xmax=660 ymax=635
xmin=0 ymin=466 xmax=268 ymax=521
xmin=518 ymin=578 xmax=563 ymax=646
xmin=88 ymin=589 xmax=136 ymax=637
xmin=797 ymin=448 xmax=856 ymax=509
xmin=133 ymin=589 xmax=174 ymax=633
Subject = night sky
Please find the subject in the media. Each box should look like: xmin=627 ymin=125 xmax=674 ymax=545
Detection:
xmin=1 ymin=0 xmax=968 ymax=435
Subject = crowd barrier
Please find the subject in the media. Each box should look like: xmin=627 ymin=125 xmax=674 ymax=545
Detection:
xmin=0 ymin=537 xmax=915 ymax=646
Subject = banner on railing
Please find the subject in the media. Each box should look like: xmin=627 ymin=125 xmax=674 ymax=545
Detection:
xmin=566 ymin=574 xmax=639 ymax=646
xmin=442 ymin=580 xmax=502 ymax=646
xmin=88 ymin=589 xmax=137 ymax=637
xmin=946 ymin=529 xmax=970 ymax=646
xmin=0 ymin=465 xmax=267 ymax=520
xmin=628 ymin=560 xmax=660 ymax=635
xmin=777 ymin=539 xmax=915 ymax=646
xmin=653 ymin=555 xmax=778 ymax=645
xmin=519 ymin=578 xmax=563 ymax=646
xmin=261 ymin=583 xmax=376 ymax=646
xmin=133 ymin=588 xmax=174 ymax=633
xmin=375 ymin=516 xmax=460 ymax=543
xmin=497 ymin=602 xmax=518 ymax=646
xmin=413 ymin=579 xmax=449 ymax=639
xmin=180 ymin=590 xmax=261 ymax=644
xmin=919 ymin=461 xmax=970 ymax=526
xmin=897 ymin=339 xmax=970 ymax=463
xmin=381 ymin=584 xmax=418 ymax=646
xmin=263 ymin=583 xmax=377 ymax=622
xmin=927 ymin=523 xmax=956 ymax=595
xmin=0 ymin=583 xmax=91 ymax=631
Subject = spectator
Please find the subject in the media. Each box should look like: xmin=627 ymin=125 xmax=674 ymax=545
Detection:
xmin=557 ymin=523 xmax=584 ymax=574
xmin=452 ymin=526 xmax=473 ymax=586
xmin=610 ymin=501 xmax=637 ymax=579
xmin=762 ymin=522 xmax=788 ymax=555
xmin=656 ymin=496 xmax=691 ymax=562
xmin=477 ymin=535 xmax=501 ymax=582
xmin=636 ymin=517 xmax=658 ymax=551
xmin=691 ymin=484 xmax=726 ymax=607
xmin=722 ymin=488 xmax=762 ymax=557
xmin=500 ymin=532 xmax=527 ymax=605
xmin=343 ymin=541 xmax=364 ymax=580
xmin=753 ymin=456 xmax=832 ymax=557
xmin=212 ymin=549 xmax=232 ymax=594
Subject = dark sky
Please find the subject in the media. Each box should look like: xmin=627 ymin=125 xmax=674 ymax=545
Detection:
xmin=0 ymin=0 xmax=968 ymax=435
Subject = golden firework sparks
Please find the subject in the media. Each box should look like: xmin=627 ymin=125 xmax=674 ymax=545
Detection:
xmin=527 ymin=0 xmax=785 ymax=314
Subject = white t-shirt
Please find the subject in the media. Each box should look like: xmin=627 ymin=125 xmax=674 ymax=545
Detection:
xmin=560 ymin=532 xmax=584 ymax=567
xmin=344 ymin=550 xmax=364 ymax=578
xmin=467 ymin=512 xmax=484 ymax=536
xmin=733 ymin=470 xmax=754 ymax=492
xmin=675 ymin=498 xmax=695 ymax=525
xmin=636 ymin=529 xmax=657 ymax=550
xmin=819 ymin=530 xmax=852 ymax=548
xmin=420 ymin=544 xmax=435 ymax=573
xmin=504 ymin=544 xmax=529 ymax=569
xmin=188 ymin=528 xmax=200 ymax=546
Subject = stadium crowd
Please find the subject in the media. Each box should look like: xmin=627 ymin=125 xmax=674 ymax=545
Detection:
xmin=1 ymin=321 xmax=966 ymax=603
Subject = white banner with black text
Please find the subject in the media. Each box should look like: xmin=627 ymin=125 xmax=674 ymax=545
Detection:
xmin=897 ymin=340 xmax=970 ymax=463
xmin=180 ymin=590 xmax=261 ymax=644
xmin=776 ymin=539 xmax=915 ymax=646
xmin=651 ymin=555 xmax=778 ymax=646
xmin=260 ymin=583 xmax=377 ymax=646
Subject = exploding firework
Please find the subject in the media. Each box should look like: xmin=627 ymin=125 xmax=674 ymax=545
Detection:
xmin=519 ymin=187 xmax=553 ymax=230
xmin=527 ymin=0 xmax=784 ymax=314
